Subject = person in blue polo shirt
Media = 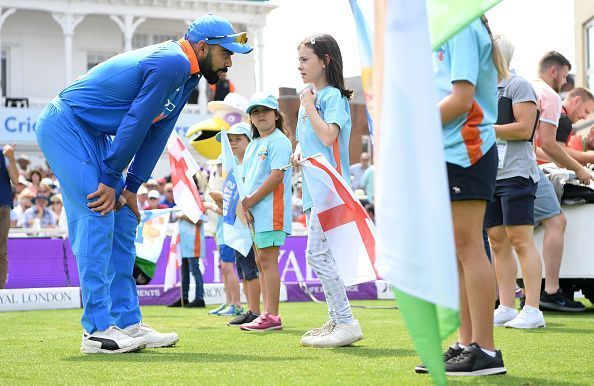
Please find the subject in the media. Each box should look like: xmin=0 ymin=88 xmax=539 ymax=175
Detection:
xmin=35 ymin=14 xmax=252 ymax=354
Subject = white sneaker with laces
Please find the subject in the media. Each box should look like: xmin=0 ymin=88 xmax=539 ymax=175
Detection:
xmin=504 ymin=306 xmax=546 ymax=329
xmin=493 ymin=305 xmax=518 ymax=327
xmin=305 ymin=320 xmax=364 ymax=348
xmin=123 ymin=322 xmax=179 ymax=348
xmin=300 ymin=320 xmax=336 ymax=346
xmin=81 ymin=326 xmax=146 ymax=354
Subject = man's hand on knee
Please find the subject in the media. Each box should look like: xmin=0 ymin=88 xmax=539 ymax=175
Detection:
xmin=87 ymin=183 xmax=116 ymax=215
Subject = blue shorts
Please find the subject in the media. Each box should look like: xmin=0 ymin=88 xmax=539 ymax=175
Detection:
xmin=235 ymin=248 xmax=259 ymax=281
xmin=484 ymin=176 xmax=538 ymax=228
xmin=219 ymin=244 xmax=236 ymax=263
xmin=533 ymin=168 xmax=562 ymax=223
xmin=447 ymin=145 xmax=498 ymax=202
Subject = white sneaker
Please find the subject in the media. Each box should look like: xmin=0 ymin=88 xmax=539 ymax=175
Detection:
xmin=302 ymin=320 xmax=336 ymax=338
xmin=493 ymin=305 xmax=518 ymax=327
xmin=300 ymin=320 xmax=336 ymax=346
xmin=304 ymin=320 xmax=364 ymax=348
xmin=504 ymin=306 xmax=546 ymax=329
xmin=81 ymin=326 xmax=146 ymax=354
xmin=123 ymin=322 xmax=179 ymax=348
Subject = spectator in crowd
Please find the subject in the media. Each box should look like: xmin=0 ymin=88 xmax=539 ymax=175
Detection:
xmin=17 ymin=175 xmax=29 ymax=192
xmin=146 ymin=178 xmax=160 ymax=194
xmin=24 ymin=194 xmax=57 ymax=228
xmin=137 ymin=185 xmax=149 ymax=209
xmin=168 ymin=210 xmax=207 ymax=308
xmin=16 ymin=154 xmax=31 ymax=175
xmin=564 ymin=125 xmax=594 ymax=154
xmin=50 ymin=194 xmax=64 ymax=220
xmin=361 ymin=165 xmax=375 ymax=203
xmin=208 ymin=72 xmax=236 ymax=101
xmin=157 ymin=177 xmax=168 ymax=193
xmin=144 ymin=190 xmax=169 ymax=210
xmin=349 ymin=152 xmax=370 ymax=190
xmin=10 ymin=189 xmax=34 ymax=227
xmin=2 ymin=143 xmax=22 ymax=288
xmin=27 ymin=170 xmax=43 ymax=195
xmin=531 ymin=51 xmax=589 ymax=312
xmin=37 ymin=183 xmax=53 ymax=198
xmin=543 ymin=87 xmax=594 ymax=165
xmin=559 ymin=73 xmax=575 ymax=100
xmin=160 ymin=183 xmax=175 ymax=208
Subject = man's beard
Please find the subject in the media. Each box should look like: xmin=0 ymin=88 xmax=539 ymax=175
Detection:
xmin=552 ymin=78 xmax=562 ymax=93
xmin=199 ymin=51 xmax=227 ymax=85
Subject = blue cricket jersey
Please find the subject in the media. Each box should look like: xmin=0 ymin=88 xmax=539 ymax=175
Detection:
xmin=58 ymin=39 xmax=201 ymax=192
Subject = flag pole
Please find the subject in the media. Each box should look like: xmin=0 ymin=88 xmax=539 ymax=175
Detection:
xmin=179 ymin=269 xmax=184 ymax=307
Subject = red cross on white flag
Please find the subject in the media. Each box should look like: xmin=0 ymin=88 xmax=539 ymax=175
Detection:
xmin=301 ymin=154 xmax=379 ymax=286
xmin=167 ymin=131 xmax=206 ymax=224
xmin=164 ymin=222 xmax=182 ymax=292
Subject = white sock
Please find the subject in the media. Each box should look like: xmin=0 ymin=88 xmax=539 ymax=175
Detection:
xmin=523 ymin=305 xmax=540 ymax=313
xmin=481 ymin=348 xmax=497 ymax=358
xmin=458 ymin=343 xmax=467 ymax=349
xmin=498 ymin=305 xmax=516 ymax=312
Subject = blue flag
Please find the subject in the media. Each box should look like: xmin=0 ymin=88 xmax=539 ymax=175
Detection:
xmin=220 ymin=129 xmax=253 ymax=257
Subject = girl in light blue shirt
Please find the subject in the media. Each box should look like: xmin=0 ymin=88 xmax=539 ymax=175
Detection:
xmin=291 ymin=34 xmax=363 ymax=348
xmin=239 ymin=93 xmax=292 ymax=332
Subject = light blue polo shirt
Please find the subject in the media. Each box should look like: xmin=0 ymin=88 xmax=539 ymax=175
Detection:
xmin=178 ymin=214 xmax=208 ymax=258
xmin=242 ymin=129 xmax=292 ymax=234
xmin=296 ymin=86 xmax=351 ymax=211
xmin=434 ymin=19 xmax=497 ymax=167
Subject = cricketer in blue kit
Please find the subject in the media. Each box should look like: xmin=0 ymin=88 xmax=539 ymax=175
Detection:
xmin=35 ymin=14 xmax=252 ymax=354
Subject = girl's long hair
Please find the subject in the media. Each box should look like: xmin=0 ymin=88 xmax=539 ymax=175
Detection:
xmin=298 ymin=34 xmax=353 ymax=100
xmin=481 ymin=16 xmax=509 ymax=81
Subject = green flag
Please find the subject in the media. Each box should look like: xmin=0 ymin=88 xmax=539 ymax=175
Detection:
xmin=428 ymin=0 xmax=502 ymax=49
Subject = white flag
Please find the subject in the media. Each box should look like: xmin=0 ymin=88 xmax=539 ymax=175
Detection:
xmin=375 ymin=0 xmax=459 ymax=313
xmin=301 ymin=154 xmax=378 ymax=286
xmin=167 ymin=132 xmax=205 ymax=224
xmin=163 ymin=222 xmax=182 ymax=292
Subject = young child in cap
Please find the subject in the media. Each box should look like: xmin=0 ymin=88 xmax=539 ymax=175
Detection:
xmin=237 ymin=93 xmax=292 ymax=332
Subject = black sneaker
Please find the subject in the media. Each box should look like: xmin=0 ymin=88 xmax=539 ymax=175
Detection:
xmin=227 ymin=311 xmax=260 ymax=326
xmin=445 ymin=343 xmax=506 ymax=376
xmin=415 ymin=343 xmax=464 ymax=374
xmin=167 ymin=298 xmax=186 ymax=308
xmin=540 ymin=289 xmax=585 ymax=312
xmin=186 ymin=299 xmax=206 ymax=308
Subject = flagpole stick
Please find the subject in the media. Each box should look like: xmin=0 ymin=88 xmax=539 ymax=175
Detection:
xmin=179 ymin=264 xmax=184 ymax=307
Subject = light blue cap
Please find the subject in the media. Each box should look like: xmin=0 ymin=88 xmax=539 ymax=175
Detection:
xmin=215 ymin=122 xmax=253 ymax=142
xmin=246 ymin=92 xmax=279 ymax=114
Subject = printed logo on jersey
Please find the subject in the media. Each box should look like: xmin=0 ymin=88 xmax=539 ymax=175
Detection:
xmin=153 ymin=87 xmax=182 ymax=123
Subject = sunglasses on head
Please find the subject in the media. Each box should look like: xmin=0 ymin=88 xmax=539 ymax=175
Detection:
xmin=204 ymin=32 xmax=248 ymax=45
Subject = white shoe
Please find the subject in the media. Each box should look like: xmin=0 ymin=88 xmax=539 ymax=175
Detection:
xmin=81 ymin=326 xmax=146 ymax=354
xmin=300 ymin=320 xmax=336 ymax=346
xmin=304 ymin=320 xmax=364 ymax=348
xmin=493 ymin=305 xmax=518 ymax=327
xmin=504 ymin=306 xmax=546 ymax=329
xmin=123 ymin=322 xmax=179 ymax=348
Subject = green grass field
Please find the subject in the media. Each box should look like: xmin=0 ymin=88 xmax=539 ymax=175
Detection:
xmin=1 ymin=300 xmax=592 ymax=385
